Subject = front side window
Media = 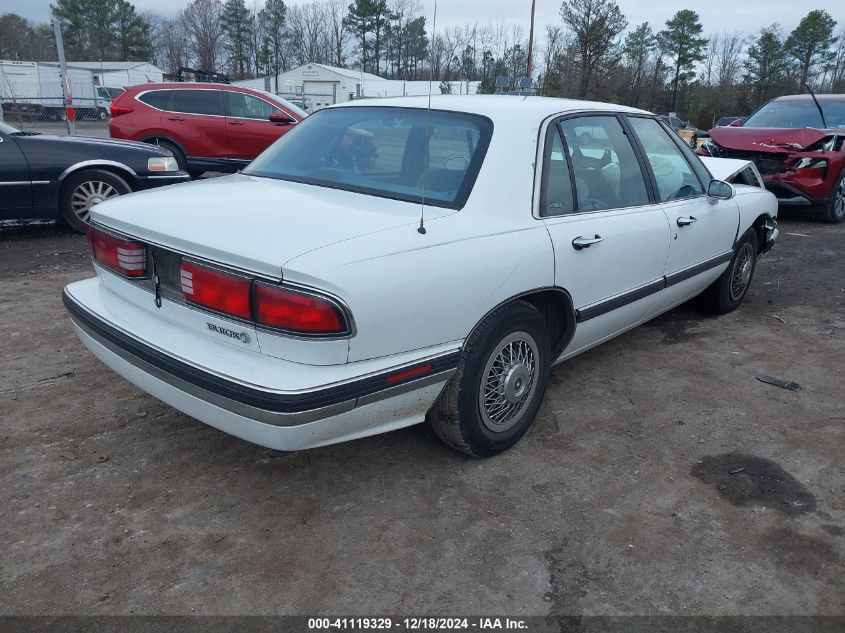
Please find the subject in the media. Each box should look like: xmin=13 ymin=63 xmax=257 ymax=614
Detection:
xmin=170 ymin=89 xmax=222 ymax=116
xmin=557 ymin=115 xmax=650 ymax=211
xmin=244 ymin=107 xmax=492 ymax=209
xmin=226 ymin=91 xmax=281 ymax=120
xmin=628 ymin=117 xmax=704 ymax=201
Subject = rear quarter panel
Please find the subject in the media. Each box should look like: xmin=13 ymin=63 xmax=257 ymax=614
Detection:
xmin=283 ymin=212 xmax=555 ymax=363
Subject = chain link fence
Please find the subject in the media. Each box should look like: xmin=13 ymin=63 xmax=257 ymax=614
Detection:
xmin=1 ymin=61 xmax=118 ymax=136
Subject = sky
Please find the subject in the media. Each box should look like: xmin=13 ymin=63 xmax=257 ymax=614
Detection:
xmin=5 ymin=0 xmax=845 ymax=39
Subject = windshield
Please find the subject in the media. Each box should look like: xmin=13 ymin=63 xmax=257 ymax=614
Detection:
xmin=0 ymin=121 xmax=21 ymax=135
xmin=258 ymin=91 xmax=308 ymax=119
xmin=744 ymin=99 xmax=845 ymax=129
xmin=244 ymin=106 xmax=493 ymax=209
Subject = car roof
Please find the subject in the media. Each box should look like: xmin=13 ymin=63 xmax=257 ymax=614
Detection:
xmin=773 ymin=93 xmax=845 ymax=102
xmin=128 ymin=82 xmax=251 ymax=91
xmin=334 ymin=95 xmax=651 ymax=121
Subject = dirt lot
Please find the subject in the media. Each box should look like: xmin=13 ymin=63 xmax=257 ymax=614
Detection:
xmin=0 ymin=215 xmax=843 ymax=617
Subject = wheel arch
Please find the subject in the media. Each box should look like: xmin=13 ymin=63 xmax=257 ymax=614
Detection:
xmin=464 ymin=287 xmax=576 ymax=360
xmin=58 ymin=161 xmax=137 ymax=190
xmin=140 ymin=135 xmax=187 ymax=157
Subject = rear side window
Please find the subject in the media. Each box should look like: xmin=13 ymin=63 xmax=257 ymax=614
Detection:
xmin=558 ymin=115 xmax=650 ymax=211
xmin=138 ymin=90 xmax=172 ymax=110
xmin=171 ymin=90 xmax=222 ymax=116
xmin=541 ymin=127 xmax=575 ymax=216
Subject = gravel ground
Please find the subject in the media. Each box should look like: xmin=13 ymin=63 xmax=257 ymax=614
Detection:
xmin=0 ymin=214 xmax=843 ymax=616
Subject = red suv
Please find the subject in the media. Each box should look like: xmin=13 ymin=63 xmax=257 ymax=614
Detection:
xmin=109 ymin=83 xmax=306 ymax=178
xmin=699 ymin=94 xmax=845 ymax=223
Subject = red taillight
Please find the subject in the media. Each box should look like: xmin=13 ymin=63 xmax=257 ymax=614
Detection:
xmin=109 ymin=92 xmax=133 ymax=117
xmin=180 ymin=262 xmax=251 ymax=320
xmin=254 ymin=282 xmax=345 ymax=334
xmin=88 ymin=226 xmax=146 ymax=277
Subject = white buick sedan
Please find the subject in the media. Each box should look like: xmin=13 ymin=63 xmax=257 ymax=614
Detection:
xmin=64 ymin=96 xmax=779 ymax=456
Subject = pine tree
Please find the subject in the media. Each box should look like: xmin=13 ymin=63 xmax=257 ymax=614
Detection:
xmin=659 ymin=10 xmax=707 ymax=112
xmin=744 ymin=25 xmax=790 ymax=106
xmin=785 ymin=10 xmax=838 ymax=91
xmin=258 ymin=0 xmax=286 ymax=91
xmin=221 ymin=0 xmax=253 ymax=79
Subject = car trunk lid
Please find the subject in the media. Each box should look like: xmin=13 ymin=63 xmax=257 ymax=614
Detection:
xmin=91 ymin=173 xmax=441 ymax=278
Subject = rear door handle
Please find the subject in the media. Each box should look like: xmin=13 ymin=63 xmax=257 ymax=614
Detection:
xmin=227 ymin=121 xmax=245 ymax=126
xmin=167 ymin=116 xmax=184 ymax=121
xmin=677 ymin=216 xmax=697 ymax=226
xmin=572 ymin=234 xmax=603 ymax=250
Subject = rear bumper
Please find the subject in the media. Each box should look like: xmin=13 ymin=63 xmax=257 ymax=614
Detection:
xmin=63 ymin=282 xmax=458 ymax=451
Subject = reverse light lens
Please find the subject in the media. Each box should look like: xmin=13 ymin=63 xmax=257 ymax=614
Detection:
xmin=180 ymin=262 xmax=251 ymax=320
xmin=254 ymin=282 xmax=345 ymax=334
xmin=148 ymin=156 xmax=178 ymax=172
xmin=88 ymin=226 xmax=146 ymax=277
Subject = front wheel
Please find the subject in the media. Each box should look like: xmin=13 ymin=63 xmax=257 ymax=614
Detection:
xmin=704 ymin=228 xmax=759 ymax=314
xmin=429 ymin=300 xmax=551 ymax=457
xmin=59 ymin=169 xmax=131 ymax=233
xmin=824 ymin=171 xmax=845 ymax=223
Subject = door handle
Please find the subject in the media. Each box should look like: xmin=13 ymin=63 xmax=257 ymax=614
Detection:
xmin=677 ymin=216 xmax=697 ymax=227
xmin=572 ymin=234 xmax=603 ymax=250
xmin=227 ymin=121 xmax=245 ymax=126
xmin=167 ymin=116 xmax=184 ymax=121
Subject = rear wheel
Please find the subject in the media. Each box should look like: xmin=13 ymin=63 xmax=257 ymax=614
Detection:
xmin=429 ymin=300 xmax=551 ymax=457
xmin=704 ymin=228 xmax=758 ymax=314
xmin=59 ymin=169 xmax=131 ymax=233
xmin=823 ymin=171 xmax=845 ymax=223
xmin=154 ymin=139 xmax=189 ymax=172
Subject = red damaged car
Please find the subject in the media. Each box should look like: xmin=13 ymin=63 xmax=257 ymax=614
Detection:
xmin=699 ymin=94 xmax=845 ymax=223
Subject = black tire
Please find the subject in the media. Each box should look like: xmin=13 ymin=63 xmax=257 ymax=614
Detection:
xmin=188 ymin=170 xmax=205 ymax=180
xmin=429 ymin=300 xmax=551 ymax=457
xmin=155 ymin=140 xmax=188 ymax=171
xmin=823 ymin=171 xmax=845 ymax=223
xmin=704 ymin=228 xmax=759 ymax=314
xmin=59 ymin=169 xmax=131 ymax=233
xmin=97 ymin=108 xmax=108 ymax=121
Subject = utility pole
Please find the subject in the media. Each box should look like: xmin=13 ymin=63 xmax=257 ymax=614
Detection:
xmin=51 ymin=16 xmax=75 ymax=135
xmin=526 ymin=0 xmax=537 ymax=79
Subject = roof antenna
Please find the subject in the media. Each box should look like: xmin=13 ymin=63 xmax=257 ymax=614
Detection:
xmin=803 ymin=82 xmax=827 ymax=129
xmin=418 ymin=0 xmax=438 ymax=235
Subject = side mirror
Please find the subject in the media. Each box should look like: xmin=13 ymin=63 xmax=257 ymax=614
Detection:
xmin=707 ymin=179 xmax=734 ymax=200
xmin=729 ymin=118 xmax=743 ymax=127
xmin=269 ymin=112 xmax=294 ymax=125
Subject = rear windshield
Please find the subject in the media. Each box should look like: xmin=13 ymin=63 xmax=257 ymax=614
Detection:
xmin=243 ymin=106 xmax=493 ymax=209
xmin=744 ymin=99 xmax=845 ymax=129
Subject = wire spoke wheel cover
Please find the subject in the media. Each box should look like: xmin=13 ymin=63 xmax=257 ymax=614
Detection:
xmin=478 ymin=331 xmax=540 ymax=433
xmin=70 ymin=180 xmax=119 ymax=222
xmin=729 ymin=242 xmax=754 ymax=302
xmin=835 ymin=178 xmax=845 ymax=220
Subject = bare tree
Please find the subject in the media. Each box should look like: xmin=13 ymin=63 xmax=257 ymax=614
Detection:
xmin=325 ymin=0 xmax=352 ymax=67
xmin=182 ymin=0 xmax=225 ymax=72
xmin=716 ymin=31 xmax=745 ymax=88
xmin=286 ymin=2 xmax=328 ymax=66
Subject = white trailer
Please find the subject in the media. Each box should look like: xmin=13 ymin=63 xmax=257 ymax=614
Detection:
xmin=0 ymin=60 xmax=113 ymax=121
